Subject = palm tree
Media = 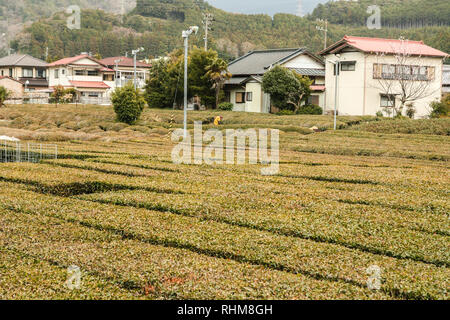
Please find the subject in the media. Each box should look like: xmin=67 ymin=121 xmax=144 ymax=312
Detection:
xmin=205 ymin=58 xmax=232 ymax=108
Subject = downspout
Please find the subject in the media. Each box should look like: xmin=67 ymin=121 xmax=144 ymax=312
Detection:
xmin=363 ymin=54 xmax=367 ymax=115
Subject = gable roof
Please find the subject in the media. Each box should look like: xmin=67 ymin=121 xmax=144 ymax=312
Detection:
xmin=320 ymin=36 xmax=448 ymax=58
xmin=100 ymin=56 xmax=151 ymax=68
xmin=0 ymin=76 xmax=23 ymax=84
xmin=47 ymin=54 xmax=107 ymax=67
xmin=0 ymin=54 xmax=47 ymax=67
xmin=228 ymin=48 xmax=304 ymax=76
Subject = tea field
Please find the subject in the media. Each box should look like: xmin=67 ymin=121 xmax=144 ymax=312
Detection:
xmin=0 ymin=105 xmax=448 ymax=300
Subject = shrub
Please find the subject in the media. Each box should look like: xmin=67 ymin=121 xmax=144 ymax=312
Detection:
xmin=0 ymin=86 xmax=11 ymax=107
xmin=376 ymin=111 xmax=384 ymax=117
xmin=111 ymin=83 xmax=146 ymax=125
xmin=297 ymin=104 xmax=323 ymax=115
xmin=406 ymin=104 xmax=416 ymax=119
xmin=429 ymin=97 xmax=449 ymax=118
xmin=218 ymin=102 xmax=233 ymax=111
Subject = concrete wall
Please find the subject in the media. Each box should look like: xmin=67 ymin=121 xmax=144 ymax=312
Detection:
xmin=324 ymin=51 xmax=443 ymax=118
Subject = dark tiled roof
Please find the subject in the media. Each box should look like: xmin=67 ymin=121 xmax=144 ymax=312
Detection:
xmin=290 ymin=68 xmax=325 ymax=77
xmin=225 ymin=76 xmax=248 ymax=85
xmin=0 ymin=54 xmax=47 ymax=67
xmin=100 ymin=56 xmax=151 ymax=68
xmin=18 ymin=78 xmax=49 ymax=87
xmin=228 ymin=48 xmax=303 ymax=76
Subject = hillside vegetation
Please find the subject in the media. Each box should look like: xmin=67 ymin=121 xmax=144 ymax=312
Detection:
xmin=9 ymin=0 xmax=450 ymax=61
xmin=311 ymin=0 xmax=450 ymax=28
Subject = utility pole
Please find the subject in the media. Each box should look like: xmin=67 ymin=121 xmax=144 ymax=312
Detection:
xmin=333 ymin=59 xmax=340 ymax=130
xmin=316 ymin=19 xmax=328 ymax=50
xmin=131 ymin=47 xmax=144 ymax=90
xmin=114 ymin=58 xmax=123 ymax=87
xmin=45 ymin=47 xmax=49 ymax=61
xmin=296 ymin=0 xmax=303 ymax=17
xmin=120 ymin=0 xmax=125 ymax=24
xmin=202 ymin=13 xmax=214 ymax=51
xmin=182 ymin=26 xmax=199 ymax=138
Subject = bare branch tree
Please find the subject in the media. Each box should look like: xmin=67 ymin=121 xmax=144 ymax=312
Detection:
xmin=373 ymin=38 xmax=440 ymax=117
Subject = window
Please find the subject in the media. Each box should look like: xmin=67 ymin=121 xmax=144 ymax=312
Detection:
xmin=36 ymin=69 xmax=46 ymax=78
xmin=308 ymin=95 xmax=320 ymax=105
xmin=380 ymin=95 xmax=395 ymax=108
xmin=1 ymin=70 xmax=3 ymax=76
xmin=75 ymin=70 xmax=85 ymax=76
xmin=374 ymin=64 xmax=434 ymax=81
xmin=341 ymin=61 xmax=356 ymax=71
xmin=87 ymin=70 xmax=99 ymax=76
xmin=54 ymin=69 xmax=59 ymax=79
xmin=9 ymin=68 xmax=13 ymax=77
xmin=22 ymin=68 xmax=33 ymax=77
xmin=61 ymin=69 xmax=65 ymax=75
xmin=88 ymin=92 xmax=100 ymax=98
xmin=246 ymin=92 xmax=253 ymax=102
xmin=235 ymin=92 xmax=245 ymax=103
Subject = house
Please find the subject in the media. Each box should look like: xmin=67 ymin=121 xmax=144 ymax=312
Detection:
xmin=47 ymin=54 xmax=116 ymax=104
xmin=0 ymin=54 xmax=48 ymax=91
xmin=443 ymin=64 xmax=450 ymax=96
xmin=224 ymin=48 xmax=326 ymax=113
xmin=99 ymin=56 xmax=151 ymax=89
xmin=320 ymin=36 xmax=448 ymax=118
xmin=0 ymin=76 xmax=24 ymax=99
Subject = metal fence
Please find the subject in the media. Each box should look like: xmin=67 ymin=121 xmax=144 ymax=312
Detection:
xmin=0 ymin=140 xmax=58 ymax=163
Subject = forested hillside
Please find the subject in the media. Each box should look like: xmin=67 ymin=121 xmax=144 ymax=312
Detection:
xmin=310 ymin=0 xmax=450 ymax=28
xmin=7 ymin=0 xmax=450 ymax=62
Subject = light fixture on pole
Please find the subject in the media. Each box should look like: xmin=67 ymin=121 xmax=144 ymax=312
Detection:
xmin=25 ymin=80 xmax=30 ymax=92
xmin=181 ymin=26 xmax=199 ymax=138
xmin=131 ymin=47 xmax=144 ymax=90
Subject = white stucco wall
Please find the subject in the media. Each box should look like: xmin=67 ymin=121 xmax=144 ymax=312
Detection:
xmin=324 ymin=51 xmax=444 ymax=118
xmin=244 ymin=81 xmax=263 ymax=113
xmin=282 ymin=54 xmax=324 ymax=69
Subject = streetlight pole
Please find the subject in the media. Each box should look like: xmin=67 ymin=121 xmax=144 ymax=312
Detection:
xmin=334 ymin=61 xmax=339 ymax=130
xmin=181 ymin=26 xmax=198 ymax=138
xmin=131 ymin=47 xmax=144 ymax=90
xmin=114 ymin=58 xmax=123 ymax=87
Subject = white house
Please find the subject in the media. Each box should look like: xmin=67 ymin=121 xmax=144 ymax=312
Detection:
xmin=99 ymin=56 xmax=151 ymax=89
xmin=320 ymin=36 xmax=448 ymax=118
xmin=224 ymin=48 xmax=326 ymax=113
xmin=47 ymin=54 xmax=116 ymax=104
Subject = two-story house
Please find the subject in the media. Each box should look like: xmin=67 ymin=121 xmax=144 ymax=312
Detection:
xmin=99 ymin=56 xmax=151 ymax=89
xmin=224 ymin=48 xmax=326 ymax=113
xmin=47 ymin=54 xmax=116 ymax=104
xmin=0 ymin=54 xmax=48 ymax=91
xmin=320 ymin=36 xmax=448 ymax=118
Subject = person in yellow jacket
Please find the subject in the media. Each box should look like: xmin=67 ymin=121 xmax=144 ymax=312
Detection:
xmin=214 ymin=116 xmax=223 ymax=126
